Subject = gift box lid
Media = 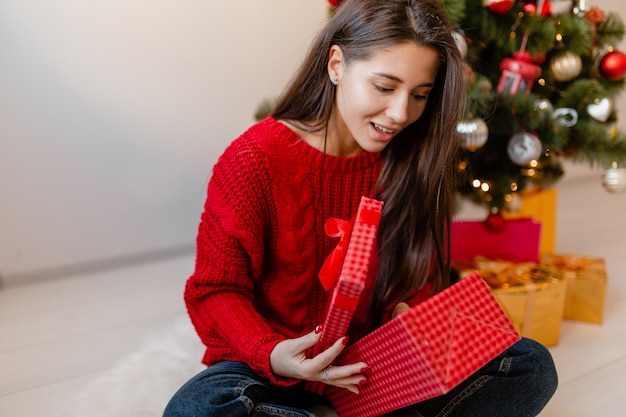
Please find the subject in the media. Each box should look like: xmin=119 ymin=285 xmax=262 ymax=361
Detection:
xmin=307 ymin=196 xmax=383 ymax=394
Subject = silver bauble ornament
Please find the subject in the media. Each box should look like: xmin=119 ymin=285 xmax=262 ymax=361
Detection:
xmin=602 ymin=164 xmax=626 ymax=193
xmin=550 ymin=51 xmax=582 ymax=82
xmin=457 ymin=118 xmax=489 ymax=151
xmin=507 ymin=132 xmax=543 ymax=166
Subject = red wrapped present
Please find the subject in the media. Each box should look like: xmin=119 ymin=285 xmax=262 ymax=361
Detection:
xmin=326 ymin=272 xmax=520 ymax=417
xmin=451 ymin=218 xmax=541 ymax=263
xmin=306 ymin=196 xmax=384 ymax=394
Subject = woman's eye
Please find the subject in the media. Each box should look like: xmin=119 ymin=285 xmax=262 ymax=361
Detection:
xmin=374 ymin=84 xmax=392 ymax=93
xmin=412 ymin=93 xmax=428 ymax=100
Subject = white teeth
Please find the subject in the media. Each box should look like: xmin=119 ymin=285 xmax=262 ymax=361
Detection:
xmin=374 ymin=123 xmax=393 ymax=134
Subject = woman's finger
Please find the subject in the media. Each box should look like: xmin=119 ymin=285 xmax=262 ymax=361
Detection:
xmin=310 ymin=335 xmax=351 ymax=370
xmin=291 ymin=327 xmax=323 ymax=352
xmin=320 ymin=364 xmax=368 ymax=394
xmin=321 ymin=363 xmax=367 ymax=384
xmin=393 ymin=302 xmax=410 ymax=318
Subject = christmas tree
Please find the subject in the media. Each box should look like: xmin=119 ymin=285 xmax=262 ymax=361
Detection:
xmin=259 ymin=0 xmax=626 ymax=215
xmin=444 ymin=0 xmax=626 ymax=214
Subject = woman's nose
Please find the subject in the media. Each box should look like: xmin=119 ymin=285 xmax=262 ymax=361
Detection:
xmin=385 ymin=94 xmax=409 ymax=124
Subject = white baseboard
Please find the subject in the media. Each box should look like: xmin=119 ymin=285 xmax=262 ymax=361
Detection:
xmin=0 ymin=243 xmax=195 ymax=288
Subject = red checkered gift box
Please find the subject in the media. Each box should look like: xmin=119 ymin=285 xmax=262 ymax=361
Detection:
xmin=326 ymin=272 xmax=520 ymax=417
xmin=306 ymin=196 xmax=384 ymax=394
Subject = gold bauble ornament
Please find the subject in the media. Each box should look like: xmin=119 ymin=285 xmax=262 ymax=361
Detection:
xmin=550 ymin=51 xmax=582 ymax=82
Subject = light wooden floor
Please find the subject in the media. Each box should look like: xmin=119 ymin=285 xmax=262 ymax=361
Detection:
xmin=1 ymin=162 xmax=625 ymax=417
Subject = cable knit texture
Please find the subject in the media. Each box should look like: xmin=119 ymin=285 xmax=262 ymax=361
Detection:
xmin=185 ymin=117 xmax=382 ymax=386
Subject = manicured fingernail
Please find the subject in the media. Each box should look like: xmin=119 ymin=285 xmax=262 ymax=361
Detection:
xmin=360 ymin=366 xmax=371 ymax=373
xmin=315 ymin=325 xmax=323 ymax=334
xmin=342 ymin=336 xmax=349 ymax=345
xmin=359 ymin=379 xmax=368 ymax=387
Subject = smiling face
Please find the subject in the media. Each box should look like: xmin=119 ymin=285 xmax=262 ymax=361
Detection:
xmin=325 ymin=41 xmax=440 ymax=157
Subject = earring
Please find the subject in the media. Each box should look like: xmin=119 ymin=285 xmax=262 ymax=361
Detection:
xmin=332 ymin=78 xmax=338 ymax=85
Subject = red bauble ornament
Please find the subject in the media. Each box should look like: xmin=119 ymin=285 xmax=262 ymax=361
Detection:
xmin=328 ymin=0 xmax=342 ymax=7
xmin=523 ymin=0 xmax=552 ymax=16
xmin=484 ymin=0 xmax=514 ymax=15
xmin=599 ymin=50 xmax=626 ymax=81
xmin=485 ymin=211 xmax=506 ymax=232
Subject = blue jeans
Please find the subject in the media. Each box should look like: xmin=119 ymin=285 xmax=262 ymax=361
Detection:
xmin=163 ymin=338 xmax=557 ymax=417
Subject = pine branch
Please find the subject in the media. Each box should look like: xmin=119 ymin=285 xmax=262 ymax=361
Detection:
xmin=596 ymin=12 xmax=625 ymax=46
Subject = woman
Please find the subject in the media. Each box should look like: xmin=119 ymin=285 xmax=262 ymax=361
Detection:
xmin=164 ymin=0 xmax=557 ymax=415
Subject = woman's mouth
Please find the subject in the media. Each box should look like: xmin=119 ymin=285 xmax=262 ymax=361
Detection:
xmin=373 ymin=123 xmax=395 ymax=134
xmin=371 ymin=122 xmax=396 ymax=142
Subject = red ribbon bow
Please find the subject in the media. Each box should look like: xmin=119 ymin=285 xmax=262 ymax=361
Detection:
xmin=318 ymin=217 xmax=354 ymax=291
xmin=318 ymin=208 xmax=381 ymax=291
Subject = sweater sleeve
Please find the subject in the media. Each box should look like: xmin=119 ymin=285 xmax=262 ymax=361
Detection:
xmin=184 ymin=137 xmax=297 ymax=387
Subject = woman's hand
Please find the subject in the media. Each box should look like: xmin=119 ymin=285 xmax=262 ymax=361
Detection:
xmin=269 ymin=327 xmax=369 ymax=394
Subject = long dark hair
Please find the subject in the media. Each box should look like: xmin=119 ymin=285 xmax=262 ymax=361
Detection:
xmin=272 ymin=0 xmax=465 ymax=323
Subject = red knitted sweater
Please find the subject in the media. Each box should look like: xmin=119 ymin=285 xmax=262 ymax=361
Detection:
xmin=185 ymin=117 xmax=383 ymax=386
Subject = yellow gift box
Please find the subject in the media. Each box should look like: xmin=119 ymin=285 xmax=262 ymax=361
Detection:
xmin=503 ymin=188 xmax=557 ymax=256
xmin=540 ymin=254 xmax=608 ymax=324
xmin=490 ymin=278 xmax=566 ymax=347
xmin=453 ymin=257 xmax=566 ymax=346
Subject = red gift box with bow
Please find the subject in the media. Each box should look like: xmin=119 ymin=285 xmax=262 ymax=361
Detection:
xmin=306 ymin=196 xmax=520 ymax=416
xmin=306 ymin=196 xmax=384 ymax=394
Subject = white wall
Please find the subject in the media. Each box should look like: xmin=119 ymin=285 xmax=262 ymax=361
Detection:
xmin=1 ymin=0 xmax=625 ymax=284
xmin=0 ymin=0 xmax=328 ymax=283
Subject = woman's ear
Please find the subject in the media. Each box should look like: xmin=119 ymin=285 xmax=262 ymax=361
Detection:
xmin=327 ymin=45 xmax=344 ymax=83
